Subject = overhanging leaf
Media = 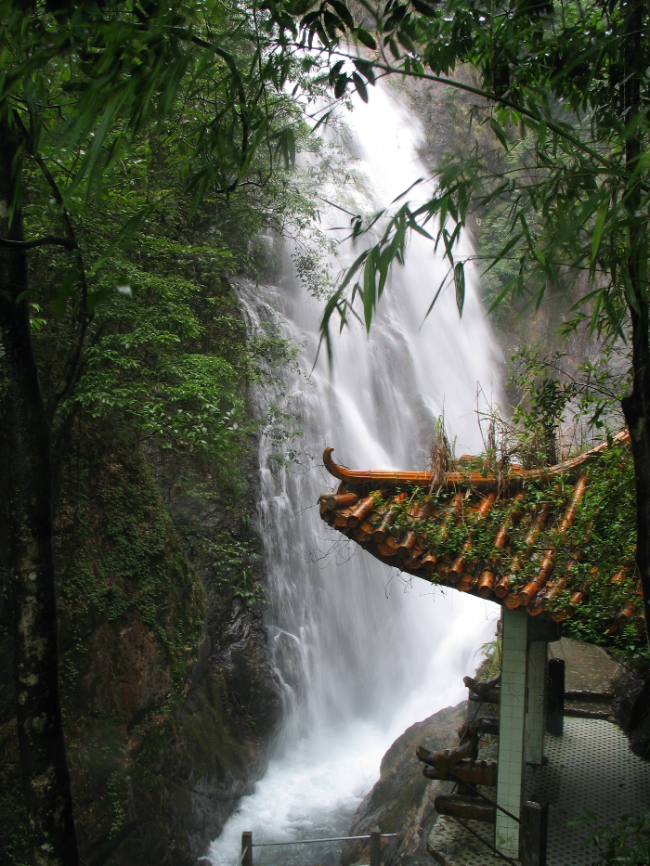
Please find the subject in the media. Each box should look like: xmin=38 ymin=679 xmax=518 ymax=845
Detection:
xmin=90 ymin=207 xmax=152 ymax=277
xmin=591 ymin=197 xmax=609 ymax=262
xmin=454 ymin=261 xmax=465 ymax=315
xmin=363 ymin=252 xmax=377 ymax=330
xmin=352 ymin=72 xmax=368 ymax=103
xmin=490 ymin=117 xmax=510 ymax=151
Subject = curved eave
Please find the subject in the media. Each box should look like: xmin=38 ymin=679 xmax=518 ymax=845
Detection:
xmin=322 ymin=429 xmax=630 ymax=490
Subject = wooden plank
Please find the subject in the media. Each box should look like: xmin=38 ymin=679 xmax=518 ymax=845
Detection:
xmin=242 ymin=832 xmax=253 ymax=866
xmin=521 ymin=801 xmax=548 ymax=866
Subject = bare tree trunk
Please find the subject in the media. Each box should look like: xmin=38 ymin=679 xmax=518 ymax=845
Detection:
xmin=0 ymin=118 xmax=79 ymax=865
xmin=621 ymin=0 xmax=650 ymax=649
xmin=623 ymin=320 xmax=650 ymax=650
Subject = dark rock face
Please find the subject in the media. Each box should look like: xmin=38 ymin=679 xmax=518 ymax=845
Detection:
xmin=0 ymin=420 xmax=283 ymax=866
xmin=83 ymin=616 xmax=173 ymax=716
xmin=144 ymin=446 xmax=284 ymax=861
xmin=611 ymin=665 xmax=644 ymax=730
xmin=341 ymin=702 xmax=466 ymax=866
xmin=611 ymin=665 xmax=650 ymax=759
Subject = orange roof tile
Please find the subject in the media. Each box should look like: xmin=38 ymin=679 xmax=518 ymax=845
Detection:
xmin=319 ymin=432 xmax=642 ymax=647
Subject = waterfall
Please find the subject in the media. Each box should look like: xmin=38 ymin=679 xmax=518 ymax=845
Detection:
xmin=207 ymin=83 xmax=501 ymax=864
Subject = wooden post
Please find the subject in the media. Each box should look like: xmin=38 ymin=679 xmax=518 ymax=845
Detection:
xmin=496 ymin=607 xmax=528 ymax=859
xmin=370 ymin=827 xmax=381 ymax=866
xmin=546 ymin=658 xmax=565 ymax=736
xmin=241 ymin=831 xmax=253 ymax=866
xmin=525 ymin=639 xmax=547 ymax=765
xmin=521 ymin=801 xmax=548 ymax=866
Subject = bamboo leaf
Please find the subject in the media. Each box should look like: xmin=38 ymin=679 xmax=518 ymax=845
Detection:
xmin=363 ymin=252 xmax=377 ymax=330
xmin=334 ymin=74 xmax=348 ymax=99
xmin=90 ymin=207 xmax=151 ymax=277
xmin=454 ymin=261 xmax=465 ymax=315
xmin=340 ymin=249 xmax=369 ymax=290
xmin=622 ymin=269 xmax=640 ymax=314
xmin=407 ymin=218 xmax=433 ymax=240
xmin=352 ymin=72 xmax=368 ymax=103
xmin=411 ymin=0 xmax=438 ymax=14
xmin=423 ymin=279 xmax=447 ymax=320
xmin=377 ymin=251 xmax=390 ymax=299
xmin=356 ymin=28 xmax=377 ymax=50
xmin=478 ymin=181 xmax=509 ymax=208
xmin=591 ymin=197 xmax=608 ymax=262
xmin=488 ymin=276 xmax=520 ymax=313
xmin=329 ymin=0 xmax=354 ymax=28
xmin=490 ymin=117 xmax=509 ymax=151
xmin=312 ymin=110 xmax=332 ymax=133
xmin=519 ymin=212 xmax=534 ymax=248
xmin=483 ymin=232 xmax=524 ymax=274
xmin=353 ymin=58 xmax=376 ymax=84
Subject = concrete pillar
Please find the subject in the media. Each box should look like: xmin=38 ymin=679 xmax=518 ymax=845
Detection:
xmin=525 ymin=639 xmax=547 ymax=765
xmin=496 ymin=606 xmax=528 ymax=859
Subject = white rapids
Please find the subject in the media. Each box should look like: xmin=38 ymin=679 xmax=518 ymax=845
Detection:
xmin=207 ymin=82 xmax=502 ymax=865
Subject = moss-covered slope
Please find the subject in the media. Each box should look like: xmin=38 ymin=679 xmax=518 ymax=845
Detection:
xmin=1 ymin=414 xmax=281 ymax=866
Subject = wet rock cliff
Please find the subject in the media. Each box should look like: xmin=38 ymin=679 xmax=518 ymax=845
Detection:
xmin=340 ymin=702 xmax=467 ymax=866
xmin=0 ymin=416 xmax=283 ymax=865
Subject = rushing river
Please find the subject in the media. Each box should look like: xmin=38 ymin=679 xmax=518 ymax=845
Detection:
xmin=207 ymin=83 xmax=501 ymax=865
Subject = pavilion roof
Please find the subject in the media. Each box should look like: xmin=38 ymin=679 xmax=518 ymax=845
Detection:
xmin=319 ymin=430 xmax=644 ymax=650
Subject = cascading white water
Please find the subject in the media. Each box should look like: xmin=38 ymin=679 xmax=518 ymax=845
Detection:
xmin=208 ymin=84 xmax=501 ymax=865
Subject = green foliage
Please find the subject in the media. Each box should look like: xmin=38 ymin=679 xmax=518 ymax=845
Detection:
xmin=210 ymin=532 xmax=267 ymax=605
xmin=558 ymin=445 xmax=641 ymax=656
xmin=2 ymin=0 xmax=313 ymax=219
xmin=74 ymin=267 xmax=249 ymax=472
xmin=576 ymin=812 xmax=650 ymax=866
xmin=291 ymin=0 xmax=650 ymax=385
xmin=56 ymin=428 xmax=205 ymax=700
xmin=475 ymin=634 xmax=502 ymax=680
xmin=1 ymin=0 xmax=326 ymax=444
xmin=106 ymin=770 xmax=128 ymax=840
xmin=0 ymin=4 xmax=345 ymax=864
xmin=511 ymin=351 xmax=577 ymax=463
xmin=500 ymin=345 xmax=629 ymax=466
xmin=19 ymin=86 xmax=306 ymax=489
xmin=507 ymin=348 xmax=584 ymax=466
xmin=366 ymin=433 xmax=644 ymax=660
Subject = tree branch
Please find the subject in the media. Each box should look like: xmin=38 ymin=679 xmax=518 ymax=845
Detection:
xmin=318 ymin=46 xmax=619 ymax=172
xmin=0 ymin=235 xmax=75 ymax=251
xmin=14 ymin=113 xmax=93 ymax=422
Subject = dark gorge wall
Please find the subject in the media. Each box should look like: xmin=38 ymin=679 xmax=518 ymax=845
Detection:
xmin=0 ymin=414 xmax=282 ymax=865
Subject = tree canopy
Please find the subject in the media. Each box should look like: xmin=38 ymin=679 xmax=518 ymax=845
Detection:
xmin=0 ymin=3 xmax=325 ymax=863
xmin=5 ymin=0 xmax=650 ymax=862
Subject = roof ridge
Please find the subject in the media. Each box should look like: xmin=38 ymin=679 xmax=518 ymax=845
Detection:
xmin=323 ymin=429 xmax=630 ymax=490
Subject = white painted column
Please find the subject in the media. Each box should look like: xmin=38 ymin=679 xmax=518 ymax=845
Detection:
xmin=496 ymin=607 xmax=528 ymax=859
xmin=525 ymin=638 xmax=547 ymax=765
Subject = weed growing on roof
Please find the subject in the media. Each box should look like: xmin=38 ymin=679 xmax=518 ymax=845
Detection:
xmin=330 ymin=350 xmax=643 ymax=660
xmin=359 ymin=443 xmax=643 ymax=661
xmin=475 ymin=634 xmax=502 ymax=680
